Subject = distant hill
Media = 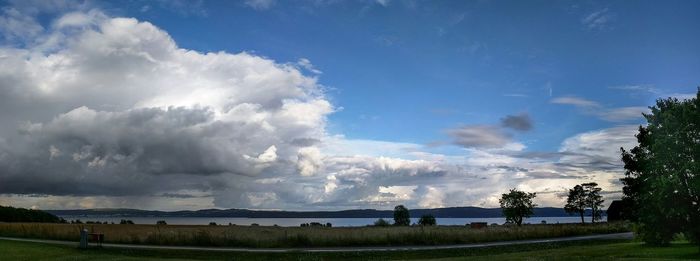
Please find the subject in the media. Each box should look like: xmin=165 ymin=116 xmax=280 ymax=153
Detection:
xmin=0 ymin=205 xmax=64 ymax=223
xmin=47 ymin=206 xmax=596 ymax=218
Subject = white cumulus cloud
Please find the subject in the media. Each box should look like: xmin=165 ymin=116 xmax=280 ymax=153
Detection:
xmin=0 ymin=7 xmax=640 ymax=211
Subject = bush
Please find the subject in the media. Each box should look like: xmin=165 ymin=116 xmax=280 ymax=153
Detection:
xmin=156 ymin=220 xmax=167 ymax=225
xmin=418 ymin=214 xmax=437 ymax=226
xmin=373 ymin=218 xmax=391 ymax=227
xmin=208 ymin=222 xmax=217 ymax=226
xmin=120 ymin=219 xmax=134 ymax=225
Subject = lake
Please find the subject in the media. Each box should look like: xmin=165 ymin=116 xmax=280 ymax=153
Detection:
xmin=56 ymin=216 xmax=605 ymax=226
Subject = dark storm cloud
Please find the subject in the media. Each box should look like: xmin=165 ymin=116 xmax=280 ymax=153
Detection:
xmin=160 ymin=193 xmax=209 ymax=199
xmin=494 ymin=165 xmax=529 ymax=172
xmin=289 ymin=138 xmax=321 ymax=147
xmin=508 ymin=151 xmax=579 ymax=160
xmin=23 ymin=106 xmax=269 ymax=176
xmin=0 ymin=105 xmax=296 ymax=197
xmin=446 ymin=112 xmax=533 ymax=149
xmin=447 ymin=125 xmax=512 ymax=148
xmin=500 ymin=113 xmax=533 ymax=131
xmin=526 ymin=171 xmax=583 ymax=180
xmin=553 ymin=159 xmax=620 ymax=171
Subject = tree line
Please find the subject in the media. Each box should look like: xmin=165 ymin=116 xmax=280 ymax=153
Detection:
xmin=0 ymin=205 xmax=64 ymax=223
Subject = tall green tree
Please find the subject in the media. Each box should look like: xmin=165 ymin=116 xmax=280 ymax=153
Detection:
xmin=499 ymin=188 xmax=536 ymax=226
xmin=393 ymin=205 xmax=411 ymax=226
xmin=620 ymin=89 xmax=700 ymax=247
xmin=582 ymin=182 xmax=604 ymax=223
xmin=565 ymin=184 xmax=587 ymax=224
xmin=418 ymin=214 xmax=436 ymax=226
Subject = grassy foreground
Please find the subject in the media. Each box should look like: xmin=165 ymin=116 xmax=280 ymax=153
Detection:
xmin=1 ymin=238 xmax=698 ymax=260
xmin=0 ymin=222 xmax=628 ymax=248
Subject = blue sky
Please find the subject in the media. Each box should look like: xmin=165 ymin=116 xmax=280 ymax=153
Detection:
xmin=0 ymin=0 xmax=698 ymax=210
xmin=106 ymin=0 xmax=700 ymax=151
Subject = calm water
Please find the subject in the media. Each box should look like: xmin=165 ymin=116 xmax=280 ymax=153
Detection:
xmin=57 ymin=216 xmax=605 ymax=226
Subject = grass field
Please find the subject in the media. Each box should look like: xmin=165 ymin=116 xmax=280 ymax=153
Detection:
xmin=1 ymin=238 xmax=698 ymax=260
xmin=0 ymin=222 xmax=629 ymax=248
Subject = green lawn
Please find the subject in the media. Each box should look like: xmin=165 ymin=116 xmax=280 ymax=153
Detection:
xmin=1 ymin=239 xmax=698 ymax=260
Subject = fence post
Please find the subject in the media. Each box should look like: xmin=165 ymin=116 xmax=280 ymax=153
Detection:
xmin=79 ymin=229 xmax=88 ymax=249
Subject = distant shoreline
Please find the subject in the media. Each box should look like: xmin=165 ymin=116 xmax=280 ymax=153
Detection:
xmin=46 ymin=206 xmax=601 ymax=219
xmin=50 ymin=216 xmax=604 ymax=226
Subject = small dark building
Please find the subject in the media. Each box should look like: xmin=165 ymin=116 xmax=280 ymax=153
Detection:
xmin=470 ymin=222 xmax=488 ymax=229
xmin=606 ymin=200 xmax=624 ymax=222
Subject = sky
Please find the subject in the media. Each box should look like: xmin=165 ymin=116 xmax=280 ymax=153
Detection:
xmin=0 ymin=0 xmax=698 ymax=211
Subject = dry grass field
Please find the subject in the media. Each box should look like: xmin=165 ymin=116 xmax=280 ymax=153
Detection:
xmin=0 ymin=222 xmax=629 ymax=248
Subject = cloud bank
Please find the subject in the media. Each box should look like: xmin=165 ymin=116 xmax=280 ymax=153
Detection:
xmin=0 ymin=6 xmax=637 ymax=211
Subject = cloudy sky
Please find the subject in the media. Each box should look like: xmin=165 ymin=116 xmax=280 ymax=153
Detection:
xmin=0 ymin=0 xmax=697 ymax=211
